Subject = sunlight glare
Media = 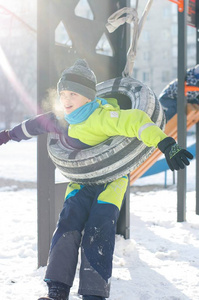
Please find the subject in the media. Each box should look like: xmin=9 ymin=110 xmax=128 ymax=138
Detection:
xmin=0 ymin=45 xmax=38 ymax=114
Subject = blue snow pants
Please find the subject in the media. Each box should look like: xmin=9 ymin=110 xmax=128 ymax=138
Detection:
xmin=45 ymin=176 xmax=128 ymax=298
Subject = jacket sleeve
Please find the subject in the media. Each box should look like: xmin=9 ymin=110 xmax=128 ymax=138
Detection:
xmin=9 ymin=112 xmax=66 ymax=142
xmin=94 ymin=108 xmax=167 ymax=148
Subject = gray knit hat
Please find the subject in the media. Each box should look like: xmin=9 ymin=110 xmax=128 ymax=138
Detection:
xmin=57 ymin=59 xmax=97 ymax=100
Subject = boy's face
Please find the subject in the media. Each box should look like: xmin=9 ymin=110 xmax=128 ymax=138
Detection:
xmin=59 ymin=90 xmax=91 ymax=114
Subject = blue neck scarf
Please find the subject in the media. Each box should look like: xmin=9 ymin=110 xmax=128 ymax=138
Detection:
xmin=64 ymin=98 xmax=107 ymax=124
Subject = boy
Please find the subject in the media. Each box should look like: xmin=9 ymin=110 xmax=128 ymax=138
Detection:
xmin=0 ymin=59 xmax=193 ymax=300
xmin=159 ymin=65 xmax=199 ymax=121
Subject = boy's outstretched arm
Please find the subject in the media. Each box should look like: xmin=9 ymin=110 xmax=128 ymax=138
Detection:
xmin=0 ymin=112 xmax=66 ymax=145
xmin=94 ymin=108 xmax=193 ymax=171
xmin=158 ymin=137 xmax=193 ymax=171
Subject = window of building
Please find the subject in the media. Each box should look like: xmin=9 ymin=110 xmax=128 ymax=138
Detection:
xmin=142 ymin=31 xmax=150 ymax=42
xmin=171 ymin=3 xmax=177 ymax=15
xmin=162 ymin=71 xmax=170 ymax=82
xmin=171 ymin=24 xmax=177 ymax=36
xmin=130 ymin=0 xmax=137 ymax=7
xmin=132 ymin=68 xmax=138 ymax=79
xmin=162 ymin=29 xmax=170 ymax=40
xmin=172 ymin=68 xmax=177 ymax=78
xmin=172 ymin=46 xmax=177 ymax=58
xmin=143 ymin=72 xmax=150 ymax=82
xmin=188 ymin=26 xmax=195 ymax=36
xmin=163 ymin=7 xmax=170 ymax=18
xmin=143 ymin=51 xmax=150 ymax=61
xmin=187 ymin=44 xmax=196 ymax=57
xmin=162 ymin=50 xmax=169 ymax=59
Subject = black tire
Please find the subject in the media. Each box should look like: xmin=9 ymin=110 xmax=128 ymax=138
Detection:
xmin=47 ymin=77 xmax=166 ymax=185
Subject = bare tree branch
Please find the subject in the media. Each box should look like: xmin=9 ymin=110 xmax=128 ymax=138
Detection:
xmin=0 ymin=4 xmax=37 ymax=33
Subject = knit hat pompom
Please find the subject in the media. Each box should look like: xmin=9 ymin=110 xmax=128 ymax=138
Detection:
xmin=57 ymin=59 xmax=97 ymax=100
xmin=73 ymin=59 xmax=89 ymax=69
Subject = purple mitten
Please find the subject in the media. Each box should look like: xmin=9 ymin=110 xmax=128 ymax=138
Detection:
xmin=0 ymin=130 xmax=11 ymax=145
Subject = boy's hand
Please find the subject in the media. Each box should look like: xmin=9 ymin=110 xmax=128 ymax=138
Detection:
xmin=0 ymin=130 xmax=11 ymax=145
xmin=158 ymin=137 xmax=193 ymax=171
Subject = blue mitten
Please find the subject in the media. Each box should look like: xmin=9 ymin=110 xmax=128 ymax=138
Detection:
xmin=158 ymin=137 xmax=193 ymax=171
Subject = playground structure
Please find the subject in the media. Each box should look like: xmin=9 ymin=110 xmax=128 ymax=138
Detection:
xmin=37 ymin=0 xmax=199 ymax=267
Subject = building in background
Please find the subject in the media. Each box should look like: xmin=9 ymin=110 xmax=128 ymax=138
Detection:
xmin=0 ymin=0 xmax=197 ymax=127
xmin=131 ymin=0 xmax=196 ymax=97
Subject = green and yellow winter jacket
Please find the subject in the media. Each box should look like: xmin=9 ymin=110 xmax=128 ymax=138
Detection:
xmin=9 ymin=98 xmax=167 ymax=149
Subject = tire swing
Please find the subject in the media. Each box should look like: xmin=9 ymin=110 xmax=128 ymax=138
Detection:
xmin=47 ymin=2 xmax=166 ymax=185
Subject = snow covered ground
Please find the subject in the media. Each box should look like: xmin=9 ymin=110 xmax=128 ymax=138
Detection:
xmin=0 ymin=138 xmax=199 ymax=300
